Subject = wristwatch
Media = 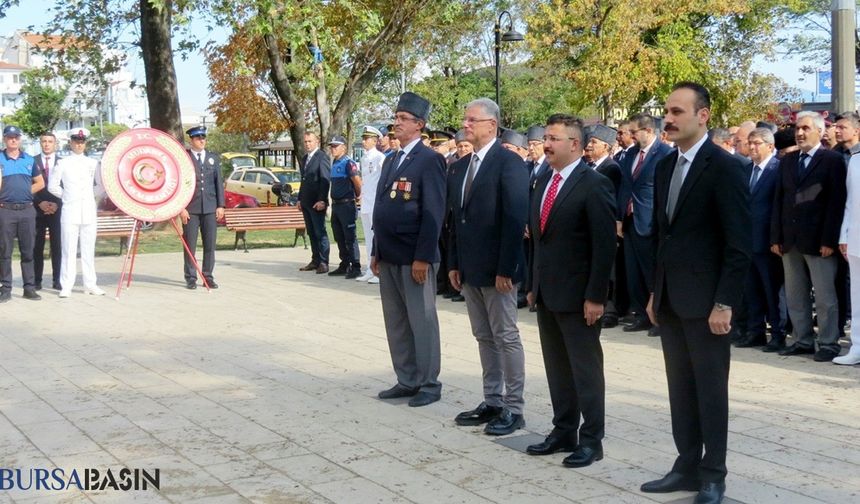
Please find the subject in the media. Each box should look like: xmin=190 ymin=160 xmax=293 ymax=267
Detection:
xmin=714 ymin=303 xmax=732 ymax=312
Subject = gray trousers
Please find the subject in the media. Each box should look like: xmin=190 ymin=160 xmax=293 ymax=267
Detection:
xmin=378 ymin=261 xmax=442 ymax=395
xmin=462 ymin=282 xmax=525 ymax=414
xmin=782 ymin=248 xmax=840 ymax=352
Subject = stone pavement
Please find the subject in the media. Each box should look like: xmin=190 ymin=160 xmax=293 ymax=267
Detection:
xmin=1 ymin=246 xmax=859 ymax=504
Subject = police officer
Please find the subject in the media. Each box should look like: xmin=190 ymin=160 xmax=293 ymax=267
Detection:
xmin=327 ymin=135 xmax=362 ymax=279
xmin=372 ymin=92 xmax=447 ymax=407
xmin=180 ymin=126 xmax=225 ymax=290
xmin=0 ymin=125 xmax=45 ymax=302
xmin=48 ymin=128 xmax=105 ymax=298
xmin=357 ymin=126 xmax=385 ymax=284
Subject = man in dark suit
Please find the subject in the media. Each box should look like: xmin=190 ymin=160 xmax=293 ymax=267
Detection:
xmin=33 ymin=132 xmax=63 ymax=291
xmin=527 ymin=126 xmax=549 ymax=193
xmin=735 ymin=128 xmax=784 ymax=351
xmin=298 ymin=132 xmax=331 ymax=274
xmin=371 ymin=92 xmax=447 ymax=408
xmin=613 ymin=120 xmax=636 ymax=165
xmin=448 ymin=98 xmax=529 ymax=435
xmin=642 ymin=82 xmax=751 ymax=504
xmin=771 ymin=111 xmax=847 ymax=362
xmin=525 ymin=114 xmax=616 ymax=468
xmin=180 ymin=126 xmax=225 ymax=290
xmin=617 ymin=114 xmax=673 ymax=334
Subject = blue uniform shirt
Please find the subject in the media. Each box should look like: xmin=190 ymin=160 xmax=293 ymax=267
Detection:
xmin=330 ymin=156 xmax=359 ymax=200
xmin=0 ymin=150 xmax=38 ymax=203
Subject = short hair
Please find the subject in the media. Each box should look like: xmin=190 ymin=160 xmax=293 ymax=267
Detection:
xmin=748 ymin=127 xmax=775 ymax=145
xmin=39 ymin=132 xmax=56 ymax=139
xmin=546 ymin=113 xmax=583 ymax=142
xmin=835 ymin=111 xmax=860 ymax=129
xmin=710 ymin=127 xmax=732 ymax=145
xmin=465 ymin=98 xmax=500 ymax=125
xmin=629 ymin=113 xmax=656 ymax=132
xmin=795 ymin=111 xmax=825 ymax=133
xmin=304 ymin=132 xmax=319 ymax=140
xmin=672 ymin=81 xmax=711 ymax=111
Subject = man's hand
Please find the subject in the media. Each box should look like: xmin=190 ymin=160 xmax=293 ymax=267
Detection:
xmin=840 ymin=243 xmax=848 ymax=259
xmin=646 ymin=293 xmax=657 ymax=326
xmin=371 ymin=256 xmax=379 ymax=276
xmin=820 ymin=246 xmax=834 ymax=258
xmin=770 ymin=244 xmax=783 ymax=257
xmin=616 ymin=221 xmax=623 ymax=238
xmin=313 ymin=200 xmax=326 ymax=211
xmin=215 ymin=207 xmax=225 ymax=221
xmin=527 ymin=291 xmax=536 ymax=309
xmin=708 ymin=307 xmax=732 ymax=335
xmin=180 ymin=209 xmax=190 ymax=225
xmin=495 ymin=275 xmax=513 ymax=294
xmin=448 ymin=270 xmax=461 ymax=291
xmin=411 ymin=260 xmax=430 ymax=284
xmin=584 ymin=300 xmax=604 ymax=326
xmin=38 ymin=201 xmax=53 ymax=214
xmin=524 ymin=226 xmax=530 ymax=239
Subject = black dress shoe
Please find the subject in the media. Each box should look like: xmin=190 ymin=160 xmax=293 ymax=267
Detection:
xmin=734 ymin=333 xmax=767 ymax=348
xmin=205 ymin=280 xmax=219 ymax=289
xmin=562 ymin=445 xmax=603 ymax=468
xmin=517 ymin=295 xmax=528 ymax=309
xmin=299 ymin=262 xmax=318 ymax=271
xmin=52 ymin=281 xmax=62 ymax=291
xmin=762 ymin=339 xmax=786 ymax=353
xmin=451 ymin=294 xmax=465 ymax=302
xmin=455 ymin=402 xmax=502 ymax=426
xmin=647 ymin=326 xmax=660 ymax=337
xmin=185 ymin=281 xmax=197 ymax=290
xmin=694 ymin=481 xmax=726 ymax=504
xmin=345 ymin=267 xmax=362 ymax=279
xmin=484 ymin=409 xmax=524 ymax=435
xmin=526 ymin=435 xmax=576 ymax=455
xmin=640 ymin=471 xmax=700 ymax=493
xmin=408 ymin=391 xmax=440 ymax=407
xmin=23 ymin=289 xmax=41 ymax=301
xmin=328 ymin=265 xmax=349 ymax=276
xmin=813 ymin=348 xmax=839 ymax=362
xmin=442 ymin=290 xmax=456 ymax=299
xmin=378 ymin=384 xmax=419 ymax=399
xmin=600 ymin=315 xmax=619 ymax=328
xmin=779 ymin=343 xmax=815 ymax=356
xmin=0 ymin=291 xmax=10 ymax=303
xmin=34 ymin=282 xmax=42 ymax=291
xmin=619 ymin=314 xmax=637 ymax=325
xmin=623 ymin=319 xmax=652 ymax=332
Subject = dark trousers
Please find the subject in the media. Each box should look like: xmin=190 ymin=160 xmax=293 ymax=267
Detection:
xmin=34 ymin=209 xmax=62 ymax=286
xmin=535 ymin=300 xmax=605 ymax=448
xmin=301 ymin=204 xmax=330 ymax=266
xmin=182 ymin=212 xmax=217 ymax=283
xmin=612 ymin=235 xmax=630 ymax=316
xmin=623 ymin=216 xmax=653 ymax=320
xmin=657 ymin=305 xmax=730 ymax=484
xmin=0 ymin=205 xmax=37 ymax=291
xmin=836 ymin=254 xmax=850 ymax=335
xmin=743 ymin=252 xmax=784 ymax=340
xmin=331 ymin=201 xmax=360 ymax=268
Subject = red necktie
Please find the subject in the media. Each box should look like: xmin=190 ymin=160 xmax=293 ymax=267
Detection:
xmin=540 ymin=173 xmax=563 ymax=233
xmin=626 ymin=150 xmax=647 ymax=216
xmin=43 ymin=156 xmax=50 ymax=179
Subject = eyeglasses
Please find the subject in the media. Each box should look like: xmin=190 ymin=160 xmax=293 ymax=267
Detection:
xmin=393 ymin=114 xmax=419 ymax=123
xmin=542 ymin=135 xmax=574 ymax=143
xmin=464 ymin=117 xmax=495 ymax=125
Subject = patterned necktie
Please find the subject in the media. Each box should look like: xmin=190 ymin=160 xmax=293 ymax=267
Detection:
xmin=666 ymin=155 xmax=687 ymax=220
xmin=631 ymin=149 xmax=646 ymax=180
xmin=43 ymin=156 xmax=50 ymax=180
xmin=540 ymin=173 xmax=563 ymax=233
xmin=750 ymin=165 xmax=761 ymax=191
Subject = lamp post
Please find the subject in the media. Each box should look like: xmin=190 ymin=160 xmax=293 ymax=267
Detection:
xmin=494 ymin=10 xmax=524 ymax=123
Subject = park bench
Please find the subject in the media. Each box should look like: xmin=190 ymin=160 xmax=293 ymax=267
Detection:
xmin=223 ymin=205 xmax=307 ymax=252
xmin=96 ymin=210 xmax=140 ymax=255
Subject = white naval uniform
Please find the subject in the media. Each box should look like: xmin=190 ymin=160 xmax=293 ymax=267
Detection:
xmin=48 ymin=153 xmax=100 ymax=292
xmin=359 ymin=148 xmax=385 ymax=269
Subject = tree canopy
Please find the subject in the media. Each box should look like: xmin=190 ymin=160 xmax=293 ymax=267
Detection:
xmin=3 ymin=68 xmax=68 ymax=137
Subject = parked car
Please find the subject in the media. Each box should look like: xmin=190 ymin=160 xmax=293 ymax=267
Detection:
xmin=217 ymin=190 xmax=260 ymax=225
xmin=224 ymin=167 xmax=301 ymax=207
xmin=221 ymin=152 xmax=257 ymax=178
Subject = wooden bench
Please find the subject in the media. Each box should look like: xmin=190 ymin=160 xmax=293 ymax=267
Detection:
xmin=223 ymin=206 xmax=307 ymax=252
xmin=96 ymin=210 xmax=140 ymax=254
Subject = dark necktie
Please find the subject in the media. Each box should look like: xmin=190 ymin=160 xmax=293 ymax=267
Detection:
xmin=666 ymin=155 xmax=687 ymax=220
xmin=43 ymin=156 xmax=51 ymax=180
xmin=750 ymin=165 xmax=761 ymax=191
xmin=587 ymin=161 xmax=596 ymax=169
xmin=197 ymin=152 xmax=203 ymax=166
xmin=798 ymin=152 xmax=810 ymax=178
xmin=462 ymin=153 xmax=479 ymax=205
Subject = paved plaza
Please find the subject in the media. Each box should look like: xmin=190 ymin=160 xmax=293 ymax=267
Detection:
xmin=1 ymin=245 xmax=859 ymax=503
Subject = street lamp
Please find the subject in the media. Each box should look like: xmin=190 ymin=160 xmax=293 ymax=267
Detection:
xmin=494 ymin=10 xmax=524 ymax=122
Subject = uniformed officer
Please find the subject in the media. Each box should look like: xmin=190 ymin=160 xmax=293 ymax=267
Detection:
xmin=372 ymin=92 xmax=447 ymax=407
xmin=357 ymin=126 xmax=385 ymax=284
xmin=327 ymin=135 xmax=362 ymax=279
xmin=48 ymin=128 xmax=105 ymax=298
xmin=429 ymin=130 xmax=453 ymax=157
xmin=0 ymin=125 xmax=45 ymax=302
xmin=180 ymin=125 xmax=225 ymax=290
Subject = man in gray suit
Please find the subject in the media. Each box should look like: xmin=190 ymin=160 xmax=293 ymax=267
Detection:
xmin=180 ymin=126 xmax=225 ymax=290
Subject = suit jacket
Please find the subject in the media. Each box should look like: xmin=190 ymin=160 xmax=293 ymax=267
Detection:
xmin=652 ymin=140 xmax=751 ymax=319
xmin=298 ymin=149 xmax=331 ymax=207
xmin=33 ymin=154 xmax=63 ymax=213
xmin=447 ymin=142 xmax=529 ymax=287
xmin=616 ymin=140 xmax=673 ymax=236
xmin=372 ymin=140 xmax=447 ymax=265
xmin=749 ymin=156 xmax=780 ymax=254
xmin=528 ymin=162 xmax=617 ymax=313
xmin=770 ymin=147 xmax=846 ymax=255
xmin=594 ymin=156 xmax=622 ymax=196
xmin=529 ymin=159 xmax=550 ymax=194
xmin=186 ymin=149 xmax=225 ymax=214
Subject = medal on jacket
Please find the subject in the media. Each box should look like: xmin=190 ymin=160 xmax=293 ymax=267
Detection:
xmin=390 ymin=190 xmax=396 ymax=199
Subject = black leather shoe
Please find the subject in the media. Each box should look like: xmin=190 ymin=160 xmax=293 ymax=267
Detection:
xmin=562 ymin=445 xmax=603 ymax=468
xmin=378 ymin=384 xmax=419 ymax=399
xmin=600 ymin=315 xmax=619 ymax=328
xmin=0 ymin=291 xmax=10 ymax=303
xmin=484 ymin=409 xmax=524 ymax=435
xmin=779 ymin=343 xmax=815 ymax=356
xmin=408 ymin=391 xmax=440 ymax=407
xmin=206 ymin=280 xmax=219 ymax=289
xmin=455 ymin=402 xmax=502 ymax=426
xmin=526 ymin=435 xmax=576 ymax=455
xmin=619 ymin=314 xmax=637 ymax=325
xmin=640 ymin=472 xmax=700 ymax=493
xmin=647 ymin=326 xmax=660 ymax=337
xmin=762 ymin=339 xmax=786 ymax=353
xmin=23 ymin=289 xmax=41 ymax=301
xmin=813 ymin=348 xmax=839 ymax=362
xmin=185 ymin=281 xmax=197 ymax=290
xmin=328 ymin=265 xmax=349 ymax=276
xmin=517 ymin=295 xmax=528 ymax=309
xmin=734 ymin=333 xmax=767 ymax=348
xmin=34 ymin=282 xmax=42 ymax=291
xmin=623 ymin=319 xmax=652 ymax=332
xmin=52 ymin=281 xmax=62 ymax=290
xmin=299 ymin=262 xmax=318 ymax=271
xmin=345 ymin=267 xmax=362 ymax=279
xmin=693 ymin=481 xmax=726 ymax=504
xmin=442 ymin=290 xmax=456 ymax=299
xmin=451 ymin=294 xmax=465 ymax=302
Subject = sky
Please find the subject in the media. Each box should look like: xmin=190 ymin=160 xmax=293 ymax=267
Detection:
xmin=0 ymin=1 xmax=821 ymax=117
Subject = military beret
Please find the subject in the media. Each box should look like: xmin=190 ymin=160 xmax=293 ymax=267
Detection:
xmin=585 ymin=124 xmax=617 ymax=146
xmin=526 ymin=125 xmax=545 ymax=143
xmin=500 ymin=128 xmax=528 ymax=150
xmin=396 ymin=92 xmax=431 ymax=121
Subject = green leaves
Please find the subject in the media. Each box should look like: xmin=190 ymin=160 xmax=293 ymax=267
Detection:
xmin=4 ymin=68 xmax=67 ymax=138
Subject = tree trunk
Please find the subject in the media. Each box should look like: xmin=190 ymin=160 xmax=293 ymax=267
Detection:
xmin=139 ymin=0 xmax=183 ymax=140
xmin=263 ymin=32 xmax=308 ymax=161
xmin=310 ymin=26 xmax=331 ymax=141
